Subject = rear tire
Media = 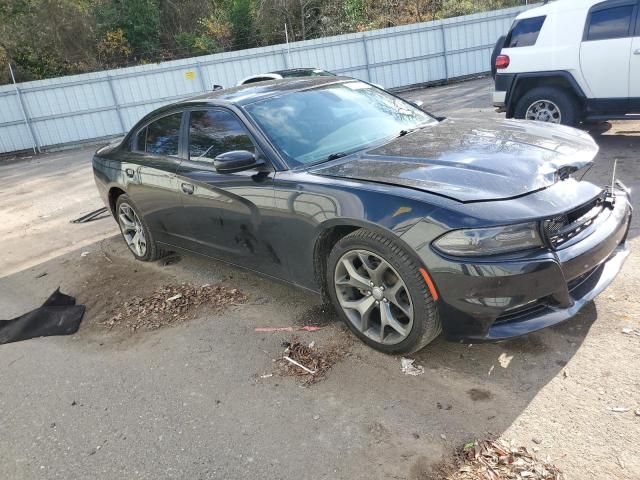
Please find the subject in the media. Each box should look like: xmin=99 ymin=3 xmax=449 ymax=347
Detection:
xmin=514 ymin=86 xmax=580 ymax=126
xmin=326 ymin=229 xmax=441 ymax=354
xmin=115 ymin=194 xmax=163 ymax=262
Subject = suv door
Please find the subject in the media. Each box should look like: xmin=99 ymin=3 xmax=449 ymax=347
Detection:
xmin=580 ymin=0 xmax=638 ymax=111
xmin=630 ymin=1 xmax=640 ymax=110
xmin=125 ymin=111 xmax=185 ymax=245
xmin=175 ymin=109 xmax=285 ymax=278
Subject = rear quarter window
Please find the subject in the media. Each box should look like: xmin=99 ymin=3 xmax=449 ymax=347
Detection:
xmin=505 ymin=16 xmax=546 ymax=48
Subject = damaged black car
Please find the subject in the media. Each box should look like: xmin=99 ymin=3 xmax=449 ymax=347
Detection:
xmin=93 ymin=77 xmax=631 ymax=353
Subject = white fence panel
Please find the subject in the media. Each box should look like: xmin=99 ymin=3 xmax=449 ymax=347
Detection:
xmin=0 ymin=4 xmax=531 ymax=154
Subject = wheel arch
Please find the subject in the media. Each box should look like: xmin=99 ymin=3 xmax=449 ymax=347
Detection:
xmin=506 ymin=71 xmax=586 ymax=117
xmin=312 ymin=218 xmax=427 ymax=301
xmin=108 ymin=186 xmax=127 ymax=217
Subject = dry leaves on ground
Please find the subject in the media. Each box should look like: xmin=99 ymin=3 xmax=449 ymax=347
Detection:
xmin=446 ymin=439 xmax=564 ymax=480
xmin=276 ymin=338 xmax=351 ymax=385
xmin=104 ymin=283 xmax=247 ymax=331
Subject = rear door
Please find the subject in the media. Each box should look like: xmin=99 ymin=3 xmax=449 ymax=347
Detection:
xmin=580 ymin=0 xmax=637 ymax=111
xmin=124 ymin=111 xmax=185 ymax=245
xmin=175 ymin=108 xmax=286 ymax=278
xmin=629 ymin=1 xmax=640 ymax=110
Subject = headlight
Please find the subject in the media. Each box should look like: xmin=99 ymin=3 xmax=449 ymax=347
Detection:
xmin=433 ymin=222 xmax=543 ymax=256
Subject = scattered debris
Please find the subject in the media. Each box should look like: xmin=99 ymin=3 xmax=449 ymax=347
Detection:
xmin=80 ymin=251 xmax=90 ymax=257
xmin=35 ymin=272 xmax=47 ymax=279
xmin=259 ymin=373 xmax=273 ymax=379
xmin=443 ymin=439 xmax=565 ymax=479
xmin=284 ymin=355 xmax=316 ymax=374
xmin=622 ymin=327 xmax=634 ymax=334
xmin=635 ymin=409 xmax=640 ymax=417
xmin=498 ymin=352 xmax=513 ymax=368
xmin=441 ymin=434 xmax=447 ymax=440
xmin=104 ymin=284 xmax=247 ymax=331
xmin=276 ymin=338 xmax=350 ymax=385
xmin=255 ymin=326 xmax=322 ymax=333
xmin=162 ymin=254 xmax=182 ymax=266
xmin=313 ymin=415 xmax=320 ymax=420
xmin=70 ymin=207 xmax=109 ymax=224
xmin=401 ymin=357 xmax=424 ymax=376
xmin=609 ymin=406 xmax=630 ymax=413
xmin=532 ymin=437 xmax=542 ymax=445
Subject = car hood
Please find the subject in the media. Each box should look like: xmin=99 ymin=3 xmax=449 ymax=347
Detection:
xmin=310 ymin=118 xmax=598 ymax=202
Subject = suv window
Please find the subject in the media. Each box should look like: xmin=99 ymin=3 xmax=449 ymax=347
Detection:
xmin=188 ymin=110 xmax=255 ymax=161
xmin=585 ymin=5 xmax=634 ymax=41
xmin=135 ymin=112 xmax=183 ymax=156
xmin=505 ymin=16 xmax=546 ymax=48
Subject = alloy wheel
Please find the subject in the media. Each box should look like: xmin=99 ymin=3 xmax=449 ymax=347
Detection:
xmin=118 ymin=203 xmax=147 ymax=257
xmin=525 ymin=99 xmax=562 ymax=124
xmin=334 ymin=249 xmax=414 ymax=345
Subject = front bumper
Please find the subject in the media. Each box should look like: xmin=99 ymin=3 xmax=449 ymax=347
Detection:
xmin=425 ymin=193 xmax=632 ymax=342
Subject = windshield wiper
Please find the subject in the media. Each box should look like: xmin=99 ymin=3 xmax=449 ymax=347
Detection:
xmin=326 ymin=152 xmax=349 ymax=161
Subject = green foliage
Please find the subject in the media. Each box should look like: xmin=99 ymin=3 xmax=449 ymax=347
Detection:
xmin=94 ymin=0 xmax=161 ymax=58
xmin=230 ymin=0 xmax=256 ymax=49
xmin=0 ymin=0 xmax=527 ymax=84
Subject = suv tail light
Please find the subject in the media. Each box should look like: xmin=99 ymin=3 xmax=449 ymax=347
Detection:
xmin=495 ymin=55 xmax=510 ymax=69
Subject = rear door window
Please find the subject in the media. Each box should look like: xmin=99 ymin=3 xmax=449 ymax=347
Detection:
xmin=188 ymin=110 xmax=255 ymax=162
xmin=585 ymin=4 xmax=635 ymax=41
xmin=134 ymin=112 xmax=183 ymax=156
xmin=505 ymin=16 xmax=546 ymax=47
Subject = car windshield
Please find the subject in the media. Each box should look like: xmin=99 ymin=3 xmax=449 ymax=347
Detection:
xmin=243 ymin=81 xmax=436 ymax=167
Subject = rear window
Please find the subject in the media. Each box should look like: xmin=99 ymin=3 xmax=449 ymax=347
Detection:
xmin=585 ymin=5 xmax=634 ymax=41
xmin=505 ymin=16 xmax=546 ymax=48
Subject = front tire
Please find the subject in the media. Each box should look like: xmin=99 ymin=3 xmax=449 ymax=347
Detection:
xmin=514 ymin=86 xmax=580 ymax=126
xmin=115 ymin=194 xmax=162 ymax=261
xmin=326 ymin=229 xmax=441 ymax=354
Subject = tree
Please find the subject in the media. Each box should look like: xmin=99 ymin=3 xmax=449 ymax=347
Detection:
xmin=94 ymin=0 xmax=161 ymax=60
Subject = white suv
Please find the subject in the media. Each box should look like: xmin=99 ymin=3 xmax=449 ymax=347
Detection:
xmin=493 ymin=0 xmax=640 ymax=126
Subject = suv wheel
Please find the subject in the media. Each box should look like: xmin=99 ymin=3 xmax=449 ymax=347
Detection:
xmin=514 ymin=86 xmax=580 ymax=126
xmin=327 ymin=229 xmax=441 ymax=354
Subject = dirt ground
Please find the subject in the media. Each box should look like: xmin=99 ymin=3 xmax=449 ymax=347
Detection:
xmin=1 ymin=77 xmax=639 ymax=480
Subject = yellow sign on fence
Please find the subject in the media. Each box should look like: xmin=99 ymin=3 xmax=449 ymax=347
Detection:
xmin=184 ymin=71 xmax=196 ymax=80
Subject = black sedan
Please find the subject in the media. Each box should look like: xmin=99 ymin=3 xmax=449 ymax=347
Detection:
xmin=93 ymin=77 xmax=631 ymax=354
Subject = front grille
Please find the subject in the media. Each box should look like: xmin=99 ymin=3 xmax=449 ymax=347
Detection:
xmin=543 ymin=195 xmax=606 ymax=248
xmin=494 ymin=298 xmax=549 ymax=324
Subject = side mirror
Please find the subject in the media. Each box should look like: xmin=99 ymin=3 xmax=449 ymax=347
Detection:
xmin=212 ymin=84 xmax=223 ymax=91
xmin=411 ymin=100 xmax=424 ymax=108
xmin=214 ymin=150 xmax=263 ymax=173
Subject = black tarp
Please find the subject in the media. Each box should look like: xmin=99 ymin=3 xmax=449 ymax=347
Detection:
xmin=0 ymin=289 xmax=85 ymax=345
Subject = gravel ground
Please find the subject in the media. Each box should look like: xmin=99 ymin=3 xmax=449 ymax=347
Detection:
xmin=0 ymin=77 xmax=638 ymax=480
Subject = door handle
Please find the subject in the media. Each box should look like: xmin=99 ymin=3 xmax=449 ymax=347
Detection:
xmin=125 ymin=168 xmax=135 ymax=178
xmin=181 ymin=183 xmax=194 ymax=195
xmin=635 ymin=49 xmax=640 ymax=55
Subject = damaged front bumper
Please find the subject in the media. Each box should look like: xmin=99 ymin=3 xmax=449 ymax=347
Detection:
xmin=408 ymin=191 xmax=632 ymax=342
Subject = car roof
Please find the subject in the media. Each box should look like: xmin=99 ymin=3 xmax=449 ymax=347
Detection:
xmin=517 ymin=0 xmax=603 ymax=19
xmin=271 ymin=68 xmax=331 ymax=76
xmin=182 ymin=76 xmax=349 ymax=107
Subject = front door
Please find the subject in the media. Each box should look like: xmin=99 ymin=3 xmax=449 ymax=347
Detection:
xmin=175 ymin=109 xmax=285 ymax=278
xmin=580 ymin=0 xmax=637 ymax=111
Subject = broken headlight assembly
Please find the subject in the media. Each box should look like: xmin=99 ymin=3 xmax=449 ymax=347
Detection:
xmin=433 ymin=222 xmax=543 ymax=257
